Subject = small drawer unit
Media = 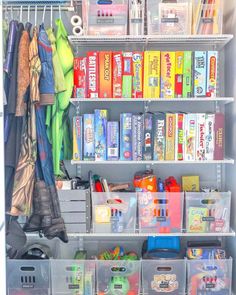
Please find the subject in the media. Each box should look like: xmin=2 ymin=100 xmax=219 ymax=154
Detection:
xmin=58 ymin=189 xmax=91 ymax=234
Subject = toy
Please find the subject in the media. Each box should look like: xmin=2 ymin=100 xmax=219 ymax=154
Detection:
xmin=182 ymin=176 xmax=200 ymax=192
xmin=133 ymin=170 xmax=157 ymax=192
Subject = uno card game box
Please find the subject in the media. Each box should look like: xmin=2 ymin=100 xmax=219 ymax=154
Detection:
xmin=183 ymin=51 xmax=193 ymax=98
xmin=205 ymin=113 xmax=215 ymax=160
xmin=120 ymin=113 xmax=132 ymax=160
xmin=99 ymin=51 xmax=112 ymax=98
xmin=107 ymin=121 xmax=119 ymax=161
xmin=196 ymin=113 xmax=206 ymax=161
xmin=86 ymin=51 xmax=99 ymax=98
xmin=132 ymin=113 xmax=144 ymax=161
xmin=175 ymin=51 xmax=184 ymax=98
xmin=175 ymin=113 xmax=185 ymax=161
xmin=132 ymin=52 xmax=144 ymax=98
xmin=113 ymin=52 xmax=123 ymax=98
xmin=194 ymin=51 xmax=207 ymax=97
xmin=122 ymin=52 xmax=133 ymax=98
xmin=94 ymin=109 xmax=108 ymax=161
xmin=73 ymin=116 xmax=83 ymax=161
xmin=185 ymin=114 xmax=197 ymax=161
xmin=144 ymin=51 xmax=161 ymax=98
xmin=74 ymin=57 xmax=86 ymax=98
xmin=153 ymin=112 xmax=166 ymax=161
xmin=83 ymin=114 xmax=95 ymax=160
xmin=143 ymin=112 xmax=154 ymax=161
xmin=165 ymin=113 xmax=176 ymax=160
xmin=161 ymin=52 xmax=176 ymax=98
xmin=206 ymin=51 xmax=218 ymax=97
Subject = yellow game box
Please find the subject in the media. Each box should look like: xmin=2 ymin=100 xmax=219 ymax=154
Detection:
xmin=161 ymin=52 xmax=176 ymax=99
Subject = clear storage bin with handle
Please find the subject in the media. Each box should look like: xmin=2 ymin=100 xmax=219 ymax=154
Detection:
xmin=138 ymin=192 xmax=184 ymax=234
xmin=6 ymin=260 xmax=50 ymax=295
xmin=82 ymin=0 xmax=128 ymax=36
xmin=185 ymin=192 xmax=231 ymax=233
xmin=142 ymin=259 xmax=186 ymax=294
xmin=192 ymin=0 xmax=223 ymax=34
xmin=92 ymin=192 xmax=137 ymax=233
xmin=187 ymin=258 xmax=233 ymax=294
xmin=96 ymin=260 xmax=141 ymax=294
xmin=147 ymin=0 xmax=192 ymax=35
xmin=51 ymin=260 xmax=96 ymax=295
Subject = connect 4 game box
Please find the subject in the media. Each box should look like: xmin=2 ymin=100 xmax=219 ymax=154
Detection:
xmin=161 ymin=52 xmax=176 ymax=98
xmin=206 ymin=51 xmax=218 ymax=98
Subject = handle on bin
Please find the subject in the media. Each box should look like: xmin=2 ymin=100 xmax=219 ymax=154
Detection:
xmin=20 ymin=266 xmax=35 ymax=272
xmin=97 ymin=0 xmax=112 ymax=4
xmin=157 ymin=266 xmax=172 ymax=272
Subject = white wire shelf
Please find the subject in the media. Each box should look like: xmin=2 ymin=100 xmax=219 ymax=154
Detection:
xmin=70 ymin=97 xmax=234 ymax=104
xmin=71 ymin=158 xmax=235 ymax=165
xmin=68 ymin=34 xmax=233 ymax=49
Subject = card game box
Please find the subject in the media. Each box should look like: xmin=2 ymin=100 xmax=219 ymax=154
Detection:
xmin=194 ymin=51 xmax=207 ymax=97
xmin=144 ymin=51 xmax=161 ymax=98
xmin=73 ymin=116 xmax=83 ymax=161
xmin=143 ymin=112 xmax=154 ymax=161
xmin=175 ymin=113 xmax=185 ymax=161
xmin=165 ymin=113 xmax=176 ymax=160
xmin=120 ymin=113 xmax=132 ymax=160
xmin=122 ymin=52 xmax=133 ymax=98
xmin=161 ymin=52 xmax=176 ymax=98
xmin=153 ymin=112 xmax=166 ymax=161
xmin=107 ymin=121 xmax=119 ymax=161
xmin=185 ymin=113 xmax=197 ymax=161
xmin=132 ymin=113 xmax=144 ymax=161
xmin=205 ymin=113 xmax=215 ymax=160
xmin=206 ymin=51 xmax=218 ymax=98
xmin=132 ymin=52 xmax=144 ymax=98
xmin=94 ymin=109 xmax=108 ymax=161
xmin=86 ymin=51 xmax=99 ymax=98
xmin=214 ymin=113 xmax=224 ymax=160
xmin=113 ymin=52 xmax=123 ymax=98
xmin=175 ymin=51 xmax=184 ymax=98
xmin=183 ymin=51 xmax=193 ymax=98
xmin=99 ymin=51 xmax=112 ymax=98
xmin=196 ymin=113 xmax=206 ymax=161
xmin=83 ymin=114 xmax=95 ymax=160
xmin=74 ymin=57 xmax=86 ymax=98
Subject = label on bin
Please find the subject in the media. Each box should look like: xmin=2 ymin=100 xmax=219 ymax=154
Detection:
xmin=22 ymin=284 xmax=34 ymax=289
xmin=202 ymin=216 xmax=215 ymax=222
xmin=69 ymin=284 xmax=80 ymax=289
xmin=156 ymin=217 xmax=167 ymax=222
xmin=205 ymin=283 xmax=216 ymax=289
xmin=161 ymin=17 xmax=179 ymax=23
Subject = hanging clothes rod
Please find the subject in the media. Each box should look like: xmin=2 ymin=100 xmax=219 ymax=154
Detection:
xmin=3 ymin=5 xmax=77 ymax=12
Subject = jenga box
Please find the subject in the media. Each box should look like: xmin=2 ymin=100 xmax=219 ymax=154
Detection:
xmin=194 ymin=51 xmax=207 ymax=97
xmin=94 ymin=109 xmax=108 ymax=161
xmin=132 ymin=113 xmax=144 ymax=161
xmin=143 ymin=112 xmax=154 ymax=161
xmin=73 ymin=116 xmax=83 ymax=161
xmin=143 ymin=51 xmax=161 ymax=98
xmin=175 ymin=51 xmax=184 ymax=98
xmin=184 ymin=114 xmax=197 ymax=161
xmin=86 ymin=51 xmax=99 ymax=98
xmin=175 ymin=113 xmax=185 ymax=161
xmin=113 ymin=52 xmax=123 ymax=98
xmin=183 ymin=51 xmax=193 ymax=98
xmin=83 ymin=114 xmax=95 ymax=161
xmin=196 ymin=113 xmax=206 ymax=161
xmin=214 ymin=113 xmax=224 ymax=160
xmin=132 ymin=52 xmax=144 ymax=98
xmin=161 ymin=52 xmax=176 ymax=99
xmin=205 ymin=113 xmax=215 ymax=160
xmin=99 ymin=51 xmax=112 ymax=98
xmin=165 ymin=113 xmax=176 ymax=161
xmin=74 ymin=57 xmax=86 ymax=98
xmin=206 ymin=51 xmax=218 ymax=98
xmin=153 ymin=112 xmax=166 ymax=161
xmin=122 ymin=52 xmax=133 ymax=98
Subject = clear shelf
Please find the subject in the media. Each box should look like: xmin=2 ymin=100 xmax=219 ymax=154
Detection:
xmin=71 ymin=159 xmax=235 ymax=165
xmin=69 ymin=34 xmax=233 ymax=50
xmin=70 ymin=97 xmax=234 ymax=104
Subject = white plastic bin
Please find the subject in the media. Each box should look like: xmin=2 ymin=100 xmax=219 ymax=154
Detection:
xmin=92 ymin=192 xmax=137 ymax=233
xmin=96 ymin=260 xmax=141 ymax=294
xmin=142 ymin=259 xmax=186 ymax=294
xmin=6 ymin=260 xmax=50 ymax=295
xmin=187 ymin=258 xmax=233 ymax=294
xmin=138 ymin=192 xmax=184 ymax=234
xmin=185 ymin=192 xmax=231 ymax=233
xmin=147 ymin=0 xmax=192 ymax=35
xmin=51 ymin=260 xmax=95 ymax=295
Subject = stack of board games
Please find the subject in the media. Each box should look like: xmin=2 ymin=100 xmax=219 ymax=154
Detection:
xmin=73 ymin=111 xmax=224 ymax=162
xmin=73 ymin=51 xmax=218 ymax=99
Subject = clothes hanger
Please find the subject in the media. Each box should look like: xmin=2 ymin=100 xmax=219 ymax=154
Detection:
xmin=42 ymin=5 xmax=46 ymax=25
xmin=28 ymin=5 xmax=30 ymax=23
xmin=35 ymin=5 xmax=37 ymax=27
xmin=10 ymin=6 xmax=13 ymax=21
xmin=59 ymin=5 xmax=62 ymax=20
xmin=51 ymin=5 xmax=53 ymax=29
xmin=20 ymin=5 xmax=23 ymax=23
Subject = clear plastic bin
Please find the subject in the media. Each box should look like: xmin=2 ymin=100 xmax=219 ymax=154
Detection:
xmin=147 ymin=0 xmax=192 ymax=35
xmin=96 ymin=260 xmax=141 ymax=294
xmin=129 ymin=0 xmax=145 ymax=35
xmin=185 ymin=192 xmax=231 ymax=233
xmin=138 ymin=192 xmax=184 ymax=234
xmin=192 ymin=0 xmax=223 ymax=35
xmin=82 ymin=0 xmax=128 ymax=36
xmin=142 ymin=259 xmax=186 ymax=294
xmin=187 ymin=258 xmax=233 ymax=294
xmin=51 ymin=260 xmax=96 ymax=295
xmin=7 ymin=260 xmax=50 ymax=295
xmin=92 ymin=192 xmax=137 ymax=233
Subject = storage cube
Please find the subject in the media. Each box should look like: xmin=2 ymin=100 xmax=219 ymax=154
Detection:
xmin=147 ymin=0 xmax=192 ymax=35
xmin=192 ymin=0 xmax=223 ymax=34
xmin=142 ymin=259 xmax=186 ymax=294
xmin=92 ymin=192 xmax=137 ymax=233
xmin=96 ymin=260 xmax=141 ymax=294
xmin=138 ymin=192 xmax=184 ymax=234
xmin=82 ymin=0 xmax=128 ymax=36
xmin=187 ymin=258 xmax=233 ymax=294
xmin=58 ymin=189 xmax=91 ymax=234
xmin=185 ymin=192 xmax=231 ymax=233
xmin=51 ymin=260 xmax=95 ymax=295
xmin=7 ymin=260 xmax=50 ymax=295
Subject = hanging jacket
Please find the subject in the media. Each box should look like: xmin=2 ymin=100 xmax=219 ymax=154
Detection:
xmin=4 ymin=20 xmax=17 ymax=76
xmin=38 ymin=24 xmax=55 ymax=105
